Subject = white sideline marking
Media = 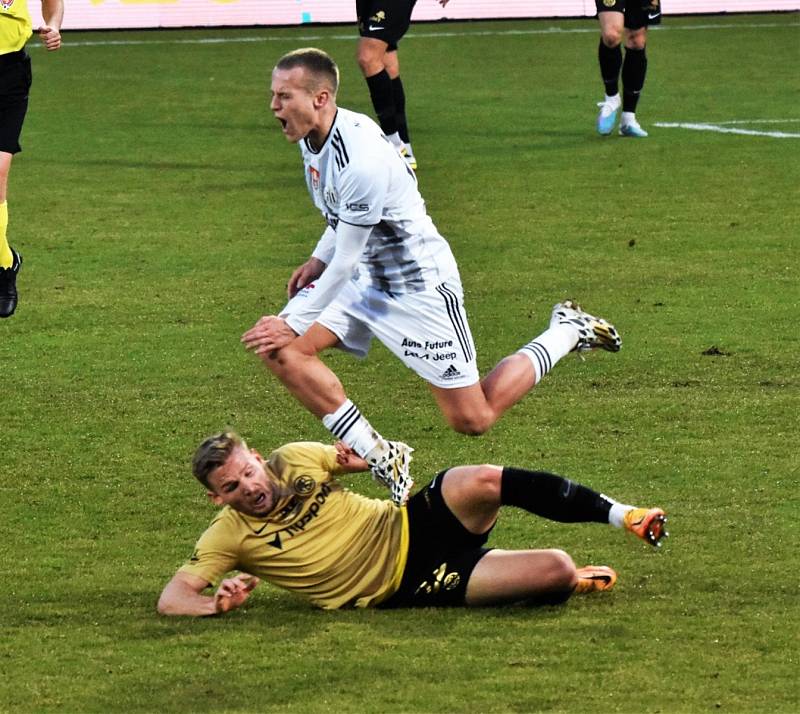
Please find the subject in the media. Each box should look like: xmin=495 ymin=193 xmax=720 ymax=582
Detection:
xmin=654 ymin=121 xmax=800 ymax=138
xmin=28 ymin=20 xmax=800 ymax=49
xmin=715 ymin=118 xmax=800 ymax=125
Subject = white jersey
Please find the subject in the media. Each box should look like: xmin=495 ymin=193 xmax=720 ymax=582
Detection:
xmin=299 ymin=108 xmax=458 ymax=294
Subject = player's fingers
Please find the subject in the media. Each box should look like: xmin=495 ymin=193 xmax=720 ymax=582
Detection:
xmin=242 ymin=576 xmax=260 ymax=592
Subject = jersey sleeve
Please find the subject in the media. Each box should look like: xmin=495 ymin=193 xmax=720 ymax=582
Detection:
xmin=336 ymin=154 xmax=388 ymax=227
xmin=178 ymin=513 xmax=241 ymax=586
xmin=311 ymin=226 xmax=337 ymax=265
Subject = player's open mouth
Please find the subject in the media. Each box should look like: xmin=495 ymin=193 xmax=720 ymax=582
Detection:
xmin=278 ymin=118 xmax=288 ymax=131
xmin=254 ymin=493 xmax=266 ymax=506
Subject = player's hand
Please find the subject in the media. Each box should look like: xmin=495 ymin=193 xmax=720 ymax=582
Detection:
xmin=38 ymin=25 xmax=62 ymax=51
xmin=334 ymin=442 xmax=369 ymax=472
xmin=214 ymin=574 xmax=260 ymax=614
xmin=241 ymin=315 xmax=298 ymax=355
xmin=287 ymin=257 xmax=326 ymax=298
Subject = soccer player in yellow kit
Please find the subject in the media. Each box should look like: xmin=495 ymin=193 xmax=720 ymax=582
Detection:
xmin=158 ymin=433 xmax=667 ymax=615
xmin=0 ymin=0 xmax=62 ymax=317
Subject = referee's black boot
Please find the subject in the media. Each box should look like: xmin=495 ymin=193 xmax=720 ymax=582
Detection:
xmin=0 ymin=247 xmax=22 ymax=318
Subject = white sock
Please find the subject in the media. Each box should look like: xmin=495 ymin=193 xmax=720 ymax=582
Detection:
xmin=605 ymin=93 xmax=621 ymax=107
xmin=517 ymin=324 xmax=577 ymax=384
xmin=607 ymin=500 xmax=635 ymax=529
xmin=386 ymin=131 xmax=404 ymax=149
xmin=322 ymin=400 xmax=387 ymax=462
xmin=621 ymin=111 xmax=636 ymax=126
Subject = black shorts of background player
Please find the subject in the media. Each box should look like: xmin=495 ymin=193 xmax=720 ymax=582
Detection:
xmin=355 ymin=0 xmax=450 ymax=170
xmin=594 ymin=0 xmax=661 ymax=138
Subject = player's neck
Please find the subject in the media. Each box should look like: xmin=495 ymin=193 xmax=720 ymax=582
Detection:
xmin=306 ymin=107 xmax=338 ymax=152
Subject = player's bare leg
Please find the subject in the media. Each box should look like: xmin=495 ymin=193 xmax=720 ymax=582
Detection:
xmin=431 ymin=302 xmax=621 ymax=435
xmin=262 ymin=323 xmax=414 ymax=504
xmin=437 ymin=464 xmax=575 ymax=604
xmin=430 ymin=356 xmax=535 ymax=435
xmin=261 ymin=322 xmax=345 ymax=418
xmin=465 ymin=549 xmax=578 ymax=606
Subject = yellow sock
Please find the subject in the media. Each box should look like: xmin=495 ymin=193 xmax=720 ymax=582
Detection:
xmin=0 ymin=202 xmax=12 ymax=268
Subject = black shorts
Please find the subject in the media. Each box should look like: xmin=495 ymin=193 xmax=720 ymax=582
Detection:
xmin=0 ymin=50 xmax=31 ymax=154
xmin=379 ymin=470 xmax=493 ymax=608
xmin=357 ymin=0 xmax=418 ymax=51
xmin=596 ymin=0 xmax=662 ymax=29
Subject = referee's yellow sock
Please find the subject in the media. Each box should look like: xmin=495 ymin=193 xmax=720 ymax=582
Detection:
xmin=0 ymin=202 xmax=12 ymax=268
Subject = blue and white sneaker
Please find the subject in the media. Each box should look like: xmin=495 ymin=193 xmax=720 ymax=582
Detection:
xmin=619 ymin=117 xmax=649 ymax=138
xmin=596 ymin=97 xmax=620 ymax=136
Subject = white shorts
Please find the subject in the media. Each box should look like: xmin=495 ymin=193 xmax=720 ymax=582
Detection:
xmin=281 ymin=277 xmax=479 ymax=389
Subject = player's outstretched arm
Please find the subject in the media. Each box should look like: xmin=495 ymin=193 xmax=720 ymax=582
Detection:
xmin=287 ymin=257 xmax=327 ymax=298
xmin=39 ymin=0 xmax=64 ymax=51
xmin=157 ymin=571 xmax=259 ymax=616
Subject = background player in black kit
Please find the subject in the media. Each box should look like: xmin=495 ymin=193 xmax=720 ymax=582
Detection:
xmin=595 ymin=0 xmax=661 ymax=138
xmin=356 ymin=0 xmax=451 ymax=170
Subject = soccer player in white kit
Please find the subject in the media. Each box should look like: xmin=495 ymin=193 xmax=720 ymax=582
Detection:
xmin=242 ymin=48 xmax=621 ymax=505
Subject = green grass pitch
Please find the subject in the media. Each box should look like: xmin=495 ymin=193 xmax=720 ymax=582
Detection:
xmin=1 ymin=12 xmax=798 ymax=713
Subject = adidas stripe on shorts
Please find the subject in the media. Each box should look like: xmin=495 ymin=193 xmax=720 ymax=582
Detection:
xmin=281 ymin=277 xmax=479 ymax=389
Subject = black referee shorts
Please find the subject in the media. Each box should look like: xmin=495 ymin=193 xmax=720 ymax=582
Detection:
xmin=0 ymin=49 xmax=32 ymax=155
xmin=596 ymin=0 xmax=662 ymax=29
xmin=357 ymin=0 xmax=418 ymax=51
xmin=380 ymin=470 xmax=493 ymax=608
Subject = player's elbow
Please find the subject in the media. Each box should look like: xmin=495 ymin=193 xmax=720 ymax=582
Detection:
xmin=156 ymin=592 xmax=177 ymax=616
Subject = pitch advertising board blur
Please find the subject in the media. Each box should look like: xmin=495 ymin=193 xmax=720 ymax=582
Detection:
xmin=29 ymin=1 xmax=800 ymax=31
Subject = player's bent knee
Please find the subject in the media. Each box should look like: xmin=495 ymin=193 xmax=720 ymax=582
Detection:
xmin=467 ymin=465 xmax=502 ymax=501
xmin=548 ymin=549 xmax=578 ymax=589
xmin=447 ymin=411 xmax=495 ymax=436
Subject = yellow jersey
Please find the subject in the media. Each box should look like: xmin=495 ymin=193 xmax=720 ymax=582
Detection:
xmin=0 ymin=0 xmax=32 ymax=55
xmin=179 ymin=442 xmax=409 ymax=609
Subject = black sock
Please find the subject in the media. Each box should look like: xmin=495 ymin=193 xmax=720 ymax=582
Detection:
xmin=598 ymin=40 xmax=622 ymax=97
xmin=500 ymin=467 xmax=612 ymax=524
xmin=622 ymin=47 xmax=647 ymax=113
xmin=391 ymin=77 xmax=410 ymax=144
xmin=365 ymin=70 xmax=398 ymax=136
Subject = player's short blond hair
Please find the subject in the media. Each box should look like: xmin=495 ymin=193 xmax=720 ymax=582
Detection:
xmin=192 ymin=431 xmax=246 ymax=489
xmin=274 ymin=47 xmax=339 ymax=96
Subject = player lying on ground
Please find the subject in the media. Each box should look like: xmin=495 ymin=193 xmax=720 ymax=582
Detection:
xmin=242 ymin=47 xmax=621 ymax=505
xmin=157 ymin=432 xmax=668 ymax=615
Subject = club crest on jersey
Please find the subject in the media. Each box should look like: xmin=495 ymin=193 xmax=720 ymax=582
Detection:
xmin=308 ymin=166 xmax=320 ymax=191
xmin=0 ymin=0 xmax=16 ymax=7
xmin=293 ymin=475 xmax=316 ymax=497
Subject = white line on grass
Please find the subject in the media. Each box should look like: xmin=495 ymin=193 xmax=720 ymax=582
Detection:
xmin=714 ymin=118 xmax=800 ymax=125
xmin=654 ymin=121 xmax=800 ymax=138
xmin=30 ymin=20 xmax=800 ymax=49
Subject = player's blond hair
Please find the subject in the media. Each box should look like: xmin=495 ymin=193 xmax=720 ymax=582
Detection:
xmin=192 ymin=431 xmax=246 ymax=489
xmin=274 ymin=47 xmax=339 ymax=96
